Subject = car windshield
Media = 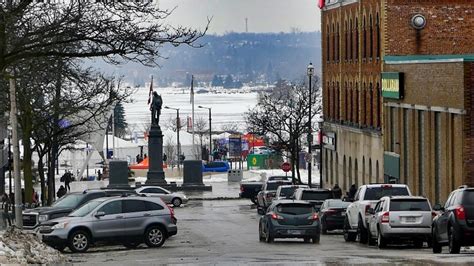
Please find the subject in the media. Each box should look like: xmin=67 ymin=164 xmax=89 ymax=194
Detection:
xmin=390 ymin=199 xmax=431 ymax=211
xmin=463 ymin=191 xmax=474 ymax=205
xmin=364 ymin=187 xmax=410 ymax=201
xmin=267 ymin=182 xmax=291 ymax=190
xmin=279 ymin=187 xmax=297 ymax=198
xmin=277 ymin=204 xmax=313 ymax=215
xmin=68 ymin=200 xmax=104 ymax=217
xmin=327 ymin=200 xmax=351 ymax=208
xmin=52 ymin=194 xmax=85 ymax=208
xmin=301 ymin=191 xmax=333 ymax=201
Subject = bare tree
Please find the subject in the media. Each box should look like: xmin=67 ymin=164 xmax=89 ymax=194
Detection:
xmin=220 ymin=123 xmax=240 ymax=134
xmin=245 ymin=78 xmax=321 ymax=184
xmin=164 ymin=116 xmax=186 ymax=132
xmin=193 ymin=116 xmax=208 ymax=159
xmin=164 ymin=135 xmax=176 ymax=169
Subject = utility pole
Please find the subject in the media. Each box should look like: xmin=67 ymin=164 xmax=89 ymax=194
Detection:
xmin=307 ymin=63 xmax=314 ymax=188
xmin=9 ymin=76 xmax=23 ymax=228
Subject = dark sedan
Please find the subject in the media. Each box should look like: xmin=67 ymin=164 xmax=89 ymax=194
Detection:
xmin=259 ymin=200 xmax=321 ymax=244
xmin=319 ymin=199 xmax=351 ymax=234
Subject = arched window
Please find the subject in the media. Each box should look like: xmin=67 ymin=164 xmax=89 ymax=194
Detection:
xmin=369 ymin=14 xmax=374 ymax=59
xmin=349 ymin=19 xmax=353 ymax=61
xmin=326 ymin=24 xmax=330 ymax=62
xmin=326 ymin=82 xmax=330 ymax=117
xmin=345 ymin=82 xmax=349 ymax=121
xmin=332 ymin=24 xmax=336 ymax=63
xmin=363 ymin=16 xmax=367 ymax=59
xmin=376 ymin=82 xmax=381 ymax=128
xmin=376 ymin=14 xmax=381 ymax=59
xmin=362 ymin=83 xmax=367 ymax=126
xmin=349 ymin=86 xmax=353 ymax=123
xmin=336 ymin=23 xmax=340 ymax=62
xmin=344 ymin=21 xmax=348 ymax=61
xmin=355 ymin=18 xmax=359 ymax=61
xmin=336 ymin=82 xmax=340 ymax=121
xmin=369 ymin=82 xmax=374 ymax=127
xmin=355 ymin=82 xmax=359 ymax=125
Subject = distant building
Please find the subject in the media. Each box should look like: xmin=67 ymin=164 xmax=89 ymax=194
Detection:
xmin=321 ymin=0 xmax=474 ymax=203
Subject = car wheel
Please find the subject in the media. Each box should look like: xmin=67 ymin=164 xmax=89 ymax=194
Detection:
xmin=358 ymin=218 xmax=368 ymax=244
xmin=259 ymin=223 xmax=264 ymax=242
xmin=448 ymin=225 xmax=461 ymax=254
xmin=312 ymin=235 xmax=320 ymax=244
xmin=432 ymin=229 xmax=442 ymax=254
xmin=265 ymin=224 xmax=274 ymax=243
xmin=144 ymin=226 xmax=166 ymax=248
xmin=172 ymin=198 xmax=182 ymax=207
xmin=68 ymin=230 xmax=90 ymax=253
xmin=367 ymin=228 xmax=376 ymax=246
xmin=123 ymin=242 xmax=140 ymax=249
xmin=377 ymin=229 xmax=386 ymax=249
xmin=343 ymin=216 xmax=357 ymax=242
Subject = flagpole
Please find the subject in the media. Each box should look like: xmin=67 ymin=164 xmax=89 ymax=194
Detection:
xmin=191 ymin=75 xmax=196 ymax=159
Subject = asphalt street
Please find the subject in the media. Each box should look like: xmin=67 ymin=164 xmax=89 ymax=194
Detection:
xmin=65 ymin=199 xmax=474 ymax=265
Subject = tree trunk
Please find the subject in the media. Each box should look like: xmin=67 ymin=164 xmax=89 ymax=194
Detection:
xmin=296 ymin=137 xmax=301 ymax=184
xmin=37 ymin=153 xmax=46 ymax=206
xmin=22 ymin=130 xmax=33 ymax=204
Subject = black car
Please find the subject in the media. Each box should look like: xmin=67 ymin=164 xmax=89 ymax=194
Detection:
xmin=432 ymin=186 xmax=474 ymax=254
xmin=259 ymin=200 xmax=321 ymax=243
xmin=22 ymin=189 xmax=137 ymax=229
xmin=319 ymin=199 xmax=351 ymax=234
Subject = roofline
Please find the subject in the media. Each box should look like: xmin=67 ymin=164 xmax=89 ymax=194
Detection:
xmin=384 ymin=54 xmax=474 ymax=64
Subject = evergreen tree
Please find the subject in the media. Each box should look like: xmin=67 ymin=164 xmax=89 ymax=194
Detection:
xmin=211 ymin=75 xmax=223 ymax=87
xmin=114 ymin=102 xmax=128 ymax=138
xmin=223 ymin=75 xmax=234 ymax=89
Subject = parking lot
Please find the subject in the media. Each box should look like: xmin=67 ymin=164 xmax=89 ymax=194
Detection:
xmin=66 ymin=199 xmax=474 ymax=265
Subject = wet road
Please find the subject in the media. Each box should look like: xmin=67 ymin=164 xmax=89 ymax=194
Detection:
xmin=67 ymin=199 xmax=474 ymax=265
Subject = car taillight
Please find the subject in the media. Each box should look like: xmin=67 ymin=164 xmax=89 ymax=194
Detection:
xmin=240 ymin=185 xmax=244 ymax=193
xmin=365 ymin=205 xmax=371 ymax=214
xmin=167 ymin=205 xmax=176 ymax=219
xmin=381 ymin=185 xmax=392 ymax=189
xmin=270 ymin=212 xmax=284 ymax=220
xmin=381 ymin=212 xmax=390 ymax=223
xmin=432 ymin=211 xmax=437 ymax=219
xmin=325 ymin=209 xmax=337 ymax=215
xmin=455 ymin=206 xmax=466 ymax=220
xmin=308 ymin=213 xmax=319 ymax=220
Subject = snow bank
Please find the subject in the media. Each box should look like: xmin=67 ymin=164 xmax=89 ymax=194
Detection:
xmin=0 ymin=228 xmax=66 ymax=264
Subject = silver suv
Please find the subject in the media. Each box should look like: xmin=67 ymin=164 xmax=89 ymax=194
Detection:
xmin=367 ymin=196 xmax=433 ymax=248
xmin=40 ymin=196 xmax=177 ymax=252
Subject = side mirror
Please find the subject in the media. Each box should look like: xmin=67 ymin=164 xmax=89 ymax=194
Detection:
xmin=95 ymin=211 xmax=105 ymax=218
xmin=433 ymin=204 xmax=444 ymax=212
xmin=367 ymin=208 xmax=375 ymax=215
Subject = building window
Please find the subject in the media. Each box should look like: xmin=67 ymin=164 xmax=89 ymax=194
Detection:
xmin=345 ymin=21 xmax=348 ymax=62
xmin=369 ymin=14 xmax=373 ymax=60
xmin=355 ymin=18 xmax=359 ymax=61
xmin=403 ymin=109 xmax=409 ymax=185
xmin=336 ymin=82 xmax=340 ymax=121
xmin=435 ymin=112 xmax=441 ymax=203
xmin=376 ymin=14 xmax=381 ymax=59
xmin=349 ymin=19 xmax=353 ymax=61
xmin=332 ymin=24 xmax=336 ymax=63
xmin=376 ymin=82 xmax=381 ymax=128
xmin=363 ymin=83 xmax=367 ymax=126
xmin=369 ymin=82 xmax=374 ymax=127
xmin=349 ymin=87 xmax=353 ymax=123
xmin=336 ymin=23 xmax=340 ymax=62
xmin=355 ymin=82 xmax=359 ymax=125
xmin=363 ymin=17 xmax=367 ymax=59
xmin=418 ymin=111 xmax=425 ymax=196
xmin=326 ymin=25 xmax=330 ymax=63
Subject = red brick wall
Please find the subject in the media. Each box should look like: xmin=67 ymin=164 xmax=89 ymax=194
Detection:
xmin=385 ymin=0 xmax=474 ymax=56
xmin=464 ymin=62 xmax=474 ymax=186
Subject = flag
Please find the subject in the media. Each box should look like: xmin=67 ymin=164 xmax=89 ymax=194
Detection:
xmin=318 ymin=0 xmax=325 ymax=9
xmin=190 ymin=75 xmax=194 ymax=104
xmin=147 ymin=75 xmax=154 ymax=105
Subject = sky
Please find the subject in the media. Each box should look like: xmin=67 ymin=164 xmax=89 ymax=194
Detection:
xmin=159 ymin=0 xmax=322 ymax=34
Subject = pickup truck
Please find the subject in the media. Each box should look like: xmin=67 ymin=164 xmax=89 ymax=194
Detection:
xmin=256 ymin=180 xmax=293 ymax=214
xmin=239 ymin=176 xmax=290 ymax=204
xmin=343 ymin=184 xmax=412 ymax=244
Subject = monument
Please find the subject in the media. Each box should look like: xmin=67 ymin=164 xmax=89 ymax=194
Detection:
xmin=146 ymin=91 xmax=167 ymax=185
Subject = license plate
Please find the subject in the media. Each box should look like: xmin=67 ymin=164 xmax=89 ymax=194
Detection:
xmin=288 ymin=230 xmax=302 ymax=235
xmin=405 ymin=217 xmax=416 ymax=223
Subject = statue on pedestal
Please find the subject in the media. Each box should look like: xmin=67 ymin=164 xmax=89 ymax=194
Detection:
xmin=151 ymin=91 xmax=162 ymax=125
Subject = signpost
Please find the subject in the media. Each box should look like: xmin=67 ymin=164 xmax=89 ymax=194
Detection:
xmin=281 ymin=162 xmax=291 ymax=177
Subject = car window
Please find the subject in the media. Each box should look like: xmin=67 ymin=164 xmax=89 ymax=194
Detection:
xmin=145 ymin=201 xmax=164 ymax=211
xmin=98 ymin=200 xmax=122 ymax=215
xmin=374 ymin=202 xmax=381 ymax=212
xmin=301 ymin=191 xmax=333 ymax=201
xmin=279 ymin=187 xmax=297 ymax=198
xmin=52 ymin=194 xmax=86 ymax=208
xmin=363 ymin=187 xmax=409 ymax=201
xmin=266 ymin=182 xmax=291 ymax=190
xmin=389 ymin=199 xmax=431 ymax=211
xmin=69 ymin=200 xmax=104 ymax=217
xmin=276 ymin=204 xmax=313 ymax=215
xmin=463 ymin=191 xmax=474 ymax=205
xmin=142 ymin=188 xmax=164 ymax=194
xmin=123 ymin=200 xmax=147 ymax=213
xmin=354 ymin=188 xmax=361 ymax=201
xmin=445 ymin=192 xmax=454 ymax=209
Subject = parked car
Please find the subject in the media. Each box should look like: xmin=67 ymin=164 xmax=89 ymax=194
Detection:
xmin=202 ymin=161 xmax=230 ymax=172
xmin=135 ymin=186 xmax=188 ymax=207
xmin=22 ymin=189 xmax=137 ymax=230
xmin=293 ymin=188 xmax=334 ymax=212
xmin=41 ymin=195 xmax=177 ymax=252
xmin=343 ymin=184 xmax=412 ymax=244
xmin=240 ymin=181 xmax=264 ymax=204
xmin=367 ymin=196 xmax=433 ymax=248
xmin=259 ymin=200 xmax=320 ymax=243
xmin=432 ymin=186 xmax=474 ymax=254
xmin=257 ymin=180 xmax=293 ymax=214
xmin=319 ymin=199 xmax=351 ymax=234
xmin=275 ymin=185 xmax=309 ymax=200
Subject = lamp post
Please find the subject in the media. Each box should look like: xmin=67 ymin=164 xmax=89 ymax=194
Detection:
xmin=164 ymin=106 xmax=180 ymax=168
xmin=318 ymin=118 xmax=324 ymax=189
xmin=307 ymin=62 xmax=314 ymax=188
xmin=198 ymin=106 xmax=212 ymax=161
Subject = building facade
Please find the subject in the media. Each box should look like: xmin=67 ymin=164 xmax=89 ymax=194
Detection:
xmin=321 ymin=0 xmax=474 ymax=204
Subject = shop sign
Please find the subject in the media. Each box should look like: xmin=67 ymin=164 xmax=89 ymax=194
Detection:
xmin=382 ymin=72 xmax=404 ymax=99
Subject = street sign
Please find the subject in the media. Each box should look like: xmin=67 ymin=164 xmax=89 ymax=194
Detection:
xmin=281 ymin=162 xmax=291 ymax=172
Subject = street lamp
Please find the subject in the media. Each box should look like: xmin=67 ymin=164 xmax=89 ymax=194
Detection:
xmin=164 ymin=106 xmax=180 ymax=168
xmin=198 ymin=105 xmax=212 ymax=161
xmin=318 ymin=117 xmax=324 ymax=189
xmin=307 ymin=62 xmax=314 ymax=188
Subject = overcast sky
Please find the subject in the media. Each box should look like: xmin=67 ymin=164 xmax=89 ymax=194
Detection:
xmin=159 ymin=0 xmax=322 ymax=34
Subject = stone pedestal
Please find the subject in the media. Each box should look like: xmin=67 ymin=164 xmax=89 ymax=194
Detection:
xmin=107 ymin=160 xmax=131 ymax=189
xmin=146 ymin=125 xmax=167 ymax=185
xmin=181 ymin=160 xmax=212 ymax=191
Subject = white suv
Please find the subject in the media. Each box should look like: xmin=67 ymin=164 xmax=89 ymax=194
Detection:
xmin=343 ymin=184 xmax=412 ymax=244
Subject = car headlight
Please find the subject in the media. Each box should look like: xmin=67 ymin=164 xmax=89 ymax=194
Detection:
xmin=38 ymin=215 xmax=49 ymax=222
xmin=52 ymin=222 xmax=68 ymax=229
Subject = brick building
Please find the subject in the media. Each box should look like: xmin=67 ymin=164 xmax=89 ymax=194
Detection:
xmin=321 ymin=0 xmax=474 ymax=203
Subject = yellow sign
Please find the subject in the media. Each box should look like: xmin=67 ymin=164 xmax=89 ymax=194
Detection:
xmin=252 ymin=157 xmax=257 ymax=165
xmin=381 ymin=72 xmax=404 ymax=99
